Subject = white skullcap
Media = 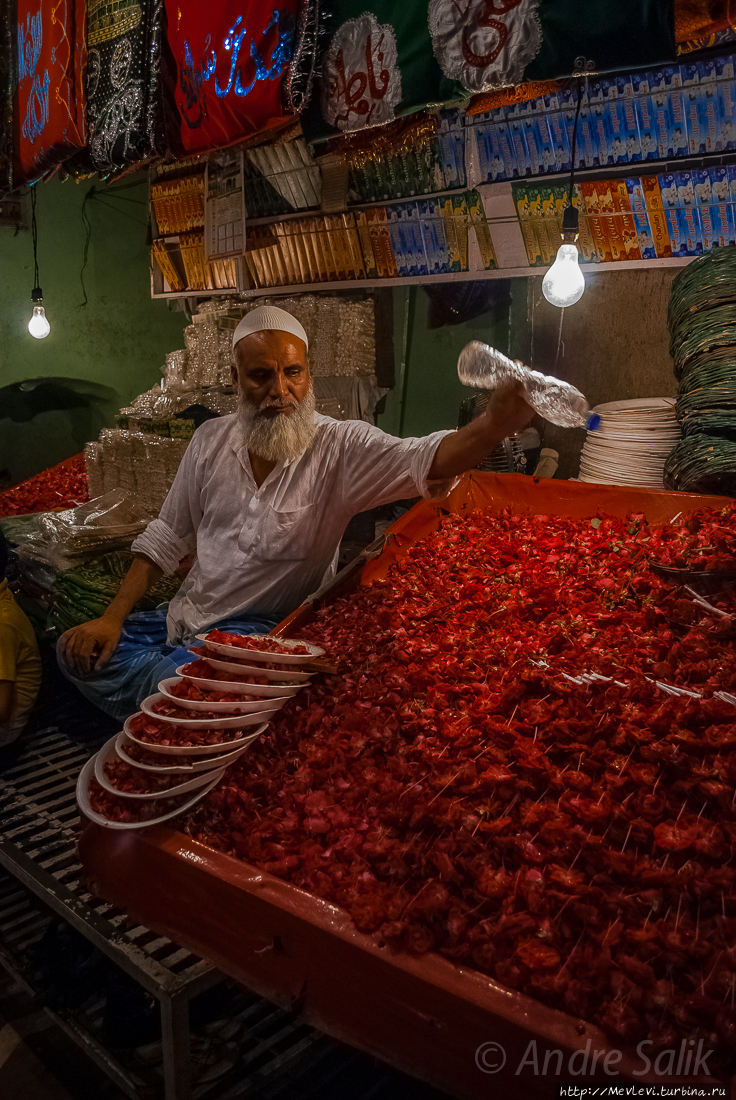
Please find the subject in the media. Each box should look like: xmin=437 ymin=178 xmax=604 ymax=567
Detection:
xmin=232 ymin=305 xmax=308 ymax=351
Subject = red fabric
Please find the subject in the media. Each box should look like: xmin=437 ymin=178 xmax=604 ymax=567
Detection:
xmin=14 ymin=0 xmax=86 ymax=185
xmin=165 ymin=0 xmax=299 ymax=156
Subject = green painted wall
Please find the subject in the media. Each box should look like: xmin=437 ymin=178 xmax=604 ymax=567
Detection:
xmin=377 ymin=284 xmax=512 ymax=439
xmin=0 ymin=176 xmax=187 ymax=485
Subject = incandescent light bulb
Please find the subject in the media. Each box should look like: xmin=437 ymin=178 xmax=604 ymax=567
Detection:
xmin=28 ymin=288 xmax=50 ymax=339
xmin=542 ymin=243 xmax=585 ymax=308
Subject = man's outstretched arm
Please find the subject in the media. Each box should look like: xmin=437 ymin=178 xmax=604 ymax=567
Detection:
xmin=59 ymin=554 xmax=163 ymax=676
xmin=428 ymin=380 xmax=534 ymax=480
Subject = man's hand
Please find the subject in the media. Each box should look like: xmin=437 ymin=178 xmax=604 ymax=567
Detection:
xmin=481 ymin=379 xmax=535 ymax=442
xmin=59 ymin=617 xmax=122 ymax=676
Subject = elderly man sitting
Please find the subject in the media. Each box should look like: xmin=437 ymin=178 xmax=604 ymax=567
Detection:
xmin=58 ymin=306 xmax=532 ymax=720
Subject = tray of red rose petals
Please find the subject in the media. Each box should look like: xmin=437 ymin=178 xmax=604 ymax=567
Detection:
xmin=176 ymin=663 xmax=303 ymax=697
xmin=196 ymin=630 xmax=324 ymax=664
xmin=115 ymin=733 xmax=251 ymax=773
xmin=189 ymin=650 xmax=313 ymax=683
xmin=124 ymin=714 xmax=269 ymax=754
xmin=157 ymin=677 xmax=296 ymax=713
xmin=140 ymin=693 xmax=284 ymax=727
xmin=77 ymin=756 xmax=224 ymax=829
xmin=94 ymin=735 xmax=225 ymax=800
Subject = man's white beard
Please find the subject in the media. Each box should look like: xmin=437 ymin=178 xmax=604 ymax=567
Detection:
xmin=237 ymin=385 xmax=317 ymax=464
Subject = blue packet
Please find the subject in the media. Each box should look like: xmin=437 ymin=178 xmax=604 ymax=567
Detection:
xmin=673 ymin=171 xmax=703 ymax=253
xmin=625 ymin=178 xmax=656 ymax=258
xmin=632 ymin=72 xmax=658 ymax=159
xmin=715 ymin=55 xmax=736 ymax=150
xmin=697 ymin=59 xmax=719 ymax=153
xmin=682 ymin=62 xmax=705 ymax=154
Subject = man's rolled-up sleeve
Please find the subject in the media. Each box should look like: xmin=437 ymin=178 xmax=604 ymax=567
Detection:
xmin=130 ymin=433 xmax=202 ymax=573
xmin=339 ymin=422 xmax=459 ymax=515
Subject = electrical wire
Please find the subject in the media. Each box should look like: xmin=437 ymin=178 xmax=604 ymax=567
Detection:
xmin=78 ymin=182 xmax=149 ymax=307
xmin=30 ymin=185 xmax=40 ymax=289
xmin=566 ymin=79 xmax=585 ymax=209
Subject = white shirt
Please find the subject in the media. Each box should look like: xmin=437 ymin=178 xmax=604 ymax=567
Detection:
xmin=131 ymin=414 xmax=455 ymax=642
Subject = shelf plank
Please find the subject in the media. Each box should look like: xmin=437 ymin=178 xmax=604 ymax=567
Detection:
xmin=149 ymin=256 xmax=692 ymax=300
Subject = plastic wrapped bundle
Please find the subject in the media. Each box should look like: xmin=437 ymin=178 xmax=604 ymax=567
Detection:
xmin=164 ymin=350 xmax=191 ymax=392
xmin=244 ymin=294 xmax=376 ymax=378
xmin=84 ymin=444 xmax=105 ymax=500
xmin=10 ymin=490 xmax=150 ymax=570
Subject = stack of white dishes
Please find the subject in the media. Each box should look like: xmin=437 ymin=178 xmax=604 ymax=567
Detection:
xmin=577 ymin=398 xmax=680 ymax=489
xmin=77 ymin=633 xmax=325 ymax=829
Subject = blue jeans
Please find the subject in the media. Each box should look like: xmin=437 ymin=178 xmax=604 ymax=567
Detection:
xmin=56 ymin=609 xmax=278 ymax=722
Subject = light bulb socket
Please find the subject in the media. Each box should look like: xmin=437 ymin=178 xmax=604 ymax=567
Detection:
xmin=31 ymin=286 xmax=43 ymax=303
xmin=561 ymin=204 xmax=579 ymax=243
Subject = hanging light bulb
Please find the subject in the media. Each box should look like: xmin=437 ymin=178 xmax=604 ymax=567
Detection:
xmin=542 ymin=203 xmax=585 ymax=309
xmin=28 ymin=287 xmax=50 ymax=339
xmin=542 ymin=78 xmax=586 ymax=310
xmin=27 ymin=187 xmax=50 ymax=339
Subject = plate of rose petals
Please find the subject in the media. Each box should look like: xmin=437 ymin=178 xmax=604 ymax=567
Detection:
xmin=175 ymin=662 xmax=303 ymax=697
xmin=77 ymin=755 xmax=224 ymax=829
xmin=114 ymin=732 xmax=252 ymax=773
xmin=157 ymin=677 xmax=295 ymax=713
xmin=139 ymin=692 xmax=284 ymax=726
xmin=123 ymin=714 xmax=269 ymax=754
xmin=94 ymin=734 xmax=225 ymax=800
xmin=195 ymin=629 xmax=324 ymax=665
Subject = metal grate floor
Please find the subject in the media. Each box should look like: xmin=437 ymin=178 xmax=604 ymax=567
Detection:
xmin=0 ymin=690 xmax=451 ymax=1100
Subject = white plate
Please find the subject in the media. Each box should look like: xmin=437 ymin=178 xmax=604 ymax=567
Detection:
xmin=93 ymin=734 xmax=225 ymax=800
xmin=196 ymin=632 xmax=324 ymax=665
xmin=122 ymin=717 xmax=268 ymax=756
xmin=115 ymin=732 xmax=250 ymax=774
xmin=175 ymin=665 xmax=302 ymax=697
xmin=191 ymin=651 xmax=313 ymax=683
xmin=157 ymin=677 xmax=295 ymax=713
xmin=593 ymin=397 xmax=676 ymax=413
xmin=139 ymin=693 xmax=283 ymax=727
xmin=77 ymin=754 xmax=224 ymax=830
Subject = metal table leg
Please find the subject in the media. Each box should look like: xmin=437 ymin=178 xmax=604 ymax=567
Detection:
xmin=161 ymin=990 xmax=193 ymax=1100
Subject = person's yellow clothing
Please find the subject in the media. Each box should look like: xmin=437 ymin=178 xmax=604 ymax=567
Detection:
xmin=0 ymin=580 xmax=41 ymax=745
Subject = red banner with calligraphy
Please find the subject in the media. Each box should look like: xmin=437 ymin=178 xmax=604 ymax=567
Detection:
xmin=14 ymin=0 xmax=86 ymax=186
xmin=164 ymin=0 xmax=301 ymax=156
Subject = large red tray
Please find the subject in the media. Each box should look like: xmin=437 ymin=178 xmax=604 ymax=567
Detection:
xmin=79 ymin=474 xmax=733 ymax=1098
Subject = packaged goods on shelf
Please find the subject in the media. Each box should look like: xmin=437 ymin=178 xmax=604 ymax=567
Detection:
xmin=513 ymin=172 xmax=736 ymax=265
xmin=468 ymin=58 xmax=736 ymax=186
xmin=243 ymin=192 xmax=493 ymax=289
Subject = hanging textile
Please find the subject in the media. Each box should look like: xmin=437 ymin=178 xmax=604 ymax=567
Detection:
xmin=14 ymin=0 xmax=86 ymax=185
xmin=163 ymin=0 xmax=302 ymax=156
xmin=674 ymin=0 xmax=734 ymax=42
xmin=305 ymin=0 xmax=467 ymax=140
xmin=0 ymin=0 xmax=13 ymax=192
xmin=85 ymin=0 xmax=166 ymax=174
xmin=428 ymin=0 xmax=676 ymax=94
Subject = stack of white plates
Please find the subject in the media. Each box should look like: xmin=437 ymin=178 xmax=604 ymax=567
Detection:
xmin=578 ymin=398 xmax=680 ymax=489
